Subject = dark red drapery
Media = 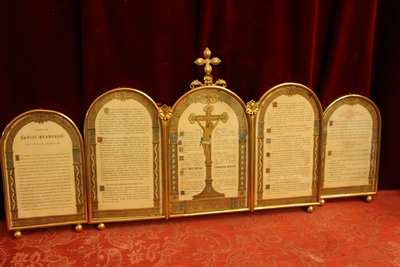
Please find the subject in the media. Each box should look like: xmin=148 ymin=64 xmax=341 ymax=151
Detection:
xmin=1 ymin=0 xmax=399 ymax=219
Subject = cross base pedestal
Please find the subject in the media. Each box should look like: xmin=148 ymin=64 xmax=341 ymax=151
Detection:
xmin=192 ymin=182 xmax=225 ymax=200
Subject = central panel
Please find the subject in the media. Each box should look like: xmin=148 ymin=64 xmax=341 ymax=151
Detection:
xmin=169 ymin=86 xmax=250 ymax=216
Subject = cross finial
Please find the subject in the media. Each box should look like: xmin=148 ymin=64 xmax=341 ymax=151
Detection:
xmin=194 ymin=48 xmax=221 ymax=77
xmin=190 ymin=48 xmax=227 ymax=88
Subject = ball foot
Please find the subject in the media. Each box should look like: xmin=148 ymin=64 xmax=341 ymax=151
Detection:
xmin=97 ymin=223 xmax=106 ymax=231
xmin=13 ymin=230 xmax=22 ymax=239
xmin=75 ymin=224 xmax=83 ymax=233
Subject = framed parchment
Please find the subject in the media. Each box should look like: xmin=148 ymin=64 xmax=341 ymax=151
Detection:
xmin=321 ymin=94 xmax=381 ymax=201
xmin=84 ymin=88 xmax=164 ymax=225
xmin=254 ymin=83 xmax=323 ymax=211
xmin=168 ymin=86 xmax=250 ymax=217
xmin=0 ymin=109 xmax=87 ymax=236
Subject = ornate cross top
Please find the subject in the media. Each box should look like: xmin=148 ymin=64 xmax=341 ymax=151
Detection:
xmin=190 ymin=48 xmax=227 ymax=88
xmin=189 ymin=105 xmax=229 ymax=127
xmin=195 ymin=48 xmax=221 ymax=79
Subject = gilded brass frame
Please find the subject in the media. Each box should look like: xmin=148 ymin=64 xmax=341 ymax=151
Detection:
xmin=84 ymin=88 xmax=166 ymax=224
xmin=168 ymin=85 xmax=251 ymax=217
xmin=321 ymin=94 xmax=381 ymax=201
xmin=0 ymin=109 xmax=87 ymax=234
xmin=253 ymin=83 xmax=323 ymax=211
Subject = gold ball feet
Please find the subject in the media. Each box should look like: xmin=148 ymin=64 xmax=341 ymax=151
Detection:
xmin=364 ymin=195 xmax=372 ymax=203
xmin=97 ymin=223 xmax=106 ymax=231
xmin=13 ymin=230 xmax=22 ymax=239
xmin=307 ymin=205 xmax=314 ymax=213
xmin=320 ymin=199 xmax=325 ymax=206
xmin=74 ymin=224 xmax=83 ymax=233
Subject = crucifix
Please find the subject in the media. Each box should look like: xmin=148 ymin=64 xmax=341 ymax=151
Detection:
xmin=189 ymin=104 xmax=229 ymax=199
xmin=191 ymin=105 xmax=228 ymax=163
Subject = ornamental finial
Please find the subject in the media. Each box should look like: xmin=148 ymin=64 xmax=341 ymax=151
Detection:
xmin=190 ymin=48 xmax=227 ymax=89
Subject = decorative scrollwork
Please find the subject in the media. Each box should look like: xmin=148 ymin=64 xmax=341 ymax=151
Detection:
xmin=31 ymin=113 xmax=51 ymax=124
xmin=190 ymin=80 xmax=203 ymax=89
xmin=114 ymin=91 xmax=135 ymax=101
xmin=285 ymin=86 xmax=302 ymax=96
xmin=343 ymin=97 xmax=360 ymax=106
xmin=202 ymin=90 xmax=219 ymax=104
xmin=215 ymin=79 xmax=227 ymax=87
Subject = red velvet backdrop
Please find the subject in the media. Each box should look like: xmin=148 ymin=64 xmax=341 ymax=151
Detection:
xmin=0 ymin=0 xmax=399 ymax=220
